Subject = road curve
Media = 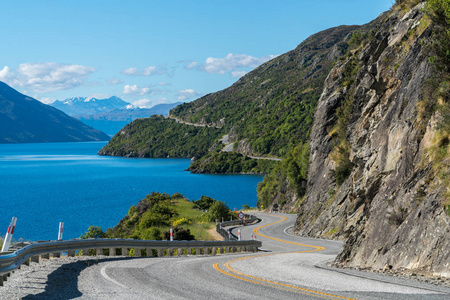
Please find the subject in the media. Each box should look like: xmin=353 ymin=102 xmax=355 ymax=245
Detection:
xmin=36 ymin=213 xmax=450 ymax=299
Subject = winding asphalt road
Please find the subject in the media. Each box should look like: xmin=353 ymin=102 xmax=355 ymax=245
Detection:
xmin=75 ymin=213 xmax=450 ymax=299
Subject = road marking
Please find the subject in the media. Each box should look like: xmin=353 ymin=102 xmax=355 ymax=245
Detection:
xmin=214 ymin=214 xmax=356 ymax=300
xmin=214 ymin=263 xmax=343 ymax=299
xmin=100 ymin=266 xmax=128 ymax=289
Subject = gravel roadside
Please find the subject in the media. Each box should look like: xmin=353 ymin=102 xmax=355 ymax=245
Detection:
xmin=0 ymin=255 xmax=113 ymax=300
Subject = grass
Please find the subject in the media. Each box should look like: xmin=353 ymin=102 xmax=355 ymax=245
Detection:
xmin=165 ymin=198 xmax=217 ymax=240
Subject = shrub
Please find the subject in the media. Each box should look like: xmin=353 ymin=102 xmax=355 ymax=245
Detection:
xmin=80 ymin=226 xmax=105 ymax=239
xmin=164 ymin=227 xmax=195 ymax=240
xmin=208 ymin=201 xmax=231 ymax=222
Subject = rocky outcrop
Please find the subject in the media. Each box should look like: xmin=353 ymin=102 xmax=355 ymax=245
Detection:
xmin=294 ymin=3 xmax=449 ymax=278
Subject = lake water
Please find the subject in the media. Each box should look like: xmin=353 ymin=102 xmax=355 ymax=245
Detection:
xmin=0 ymin=142 xmax=263 ymax=241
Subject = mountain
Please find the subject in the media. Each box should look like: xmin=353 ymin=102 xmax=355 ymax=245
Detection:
xmin=52 ymin=96 xmax=130 ymax=116
xmin=0 ymin=82 xmax=110 ymax=143
xmin=53 ymin=97 xmax=182 ymax=136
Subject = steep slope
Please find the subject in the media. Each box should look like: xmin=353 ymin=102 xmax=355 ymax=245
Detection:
xmin=0 ymin=82 xmax=110 ymax=143
xmin=294 ymin=1 xmax=449 ymax=278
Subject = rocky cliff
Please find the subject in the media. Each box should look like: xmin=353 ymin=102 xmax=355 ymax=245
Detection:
xmin=294 ymin=2 xmax=449 ymax=279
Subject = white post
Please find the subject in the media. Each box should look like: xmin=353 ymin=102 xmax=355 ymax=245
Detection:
xmin=2 ymin=217 xmax=17 ymax=252
xmin=238 ymin=229 xmax=241 ymax=241
xmin=58 ymin=222 xmax=64 ymax=241
xmin=227 ymin=229 xmax=230 ymax=239
xmin=170 ymin=228 xmax=173 ymax=241
xmin=222 ymin=217 xmax=224 ymax=223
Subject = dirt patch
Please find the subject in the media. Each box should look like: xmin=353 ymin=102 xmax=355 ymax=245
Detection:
xmin=207 ymin=227 xmax=223 ymax=240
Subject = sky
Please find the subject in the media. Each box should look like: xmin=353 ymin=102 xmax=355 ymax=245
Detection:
xmin=0 ymin=0 xmax=394 ymax=108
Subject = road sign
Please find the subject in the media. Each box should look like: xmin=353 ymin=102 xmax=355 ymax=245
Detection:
xmin=238 ymin=212 xmax=244 ymax=220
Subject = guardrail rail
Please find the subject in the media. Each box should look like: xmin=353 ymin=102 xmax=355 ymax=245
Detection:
xmin=0 ymin=238 xmax=261 ymax=286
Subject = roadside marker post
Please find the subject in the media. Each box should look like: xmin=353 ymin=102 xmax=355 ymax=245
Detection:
xmin=227 ymin=229 xmax=230 ymax=239
xmin=238 ymin=229 xmax=241 ymax=241
xmin=2 ymin=217 xmax=17 ymax=252
xmin=170 ymin=228 xmax=173 ymax=241
xmin=58 ymin=222 xmax=64 ymax=241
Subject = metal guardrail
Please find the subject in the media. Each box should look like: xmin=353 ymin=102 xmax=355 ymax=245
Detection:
xmin=0 ymin=238 xmax=261 ymax=285
xmin=217 ymin=215 xmax=260 ymax=240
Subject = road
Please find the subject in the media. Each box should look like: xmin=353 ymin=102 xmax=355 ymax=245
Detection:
xmin=32 ymin=213 xmax=450 ymax=299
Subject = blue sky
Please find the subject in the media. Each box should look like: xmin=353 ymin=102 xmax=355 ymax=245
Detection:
xmin=0 ymin=0 xmax=393 ymax=107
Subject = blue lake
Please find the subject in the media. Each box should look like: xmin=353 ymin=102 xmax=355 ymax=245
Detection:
xmin=0 ymin=142 xmax=263 ymax=241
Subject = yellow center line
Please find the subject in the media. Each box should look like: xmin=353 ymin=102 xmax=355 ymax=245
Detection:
xmin=214 ymin=214 xmax=356 ymax=300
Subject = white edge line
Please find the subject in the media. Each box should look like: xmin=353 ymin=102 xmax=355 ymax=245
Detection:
xmin=101 ymin=266 xmax=128 ymax=289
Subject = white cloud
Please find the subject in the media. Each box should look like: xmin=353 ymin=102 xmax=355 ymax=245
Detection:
xmin=121 ymin=65 xmax=170 ymax=76
xmin=121 ymin=67 xmax=138 ymax=75
xmin=123 ymin=84 xmax=139 ymax=94
xmin=177 ymin=89 xmax=202 ymax=101
xmin=185 ymin=61 xmax=198 ymax=69
xmin=0 ymin=66 xmax=10 ymax=80
xmin=132 ymin=97 xmax=169 ymax=108
xmin=2 ymin=63 xmax=96 ymax=93
xmin=123 ymin=84 xmax=151 ymax=95
xmin=195 ymin=53 xmax=277 ymax=77
xmin=143 ymin=66 xmax=157 ymax=76
xmin=107 ymin=78 xmax=124 ymax=85
xmin=158 ymin=82 xmax=170 ymax=86
xmin=140 ymin=87 xmax=150 ymax=95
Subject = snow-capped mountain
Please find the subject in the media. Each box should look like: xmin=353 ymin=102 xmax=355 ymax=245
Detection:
xmin=52 ymin=96 xmax=130 ymax=116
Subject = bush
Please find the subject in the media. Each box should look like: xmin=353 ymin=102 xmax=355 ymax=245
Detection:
xmin=193 ymin=196 xmax=216 ymax=210
xmin=80 ymin=226 xmax=105 ymax=239
xmin=164 ymin=227 xmax=195 ymax=240
xmin=208 ymin=201 xmax=231 ymax=222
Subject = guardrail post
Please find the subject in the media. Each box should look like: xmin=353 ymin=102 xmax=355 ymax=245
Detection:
xmin=135 ymin=248 xmax=141 ymax=257
xmin=196 ymin=247 xmax=201 ymax=255
xmin=31 ymin=255 xmax=40 ymax=263
xmin=52 ymin=252 xmax=61 ymax=258
xmin=212 ymin=247 xmax=217 ymax=256
xmin=1 ymin=217 xmax=17 ymax=252
xmin=109 ymin=248 xmax=116 ymax=256
xmin=58 ymin=222 xmax=64 ymax=241
xmin=146 ymin=248 xmax=153 ymax=257
xmin=68 ymin=250 xmax=76 ymax=257
xmin=41 ymin=253 xmax=50 ymax=259
xmin=177 ymin=248 xmax=183 ymax=256
xmin=219 ymin=247 xmax=224 ymax=254
xmin=23 ymin=257 xmax=30 ymax=266
xmin=96 ymin=248 xmax=103 ymax=256
xmin=0 ymin=275 xmax=3 ymax=286
xmin=157 ymin=248 xmax=163 ymax=257
xmin=168 ymin=248 xmax=173 ymax=256
xmin=122 ymin=247 xmax=128 ymax=257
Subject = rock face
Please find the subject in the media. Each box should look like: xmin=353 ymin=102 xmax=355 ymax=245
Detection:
xmin=294 ymin=3 xmax=449 ymax=278
xmin=0 ymin=82 xmax=110 ymax=143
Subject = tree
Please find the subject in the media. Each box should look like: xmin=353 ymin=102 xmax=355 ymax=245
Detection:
xmin=80 ymin=225 xmax=105 ymax=239
xmin=208 ymin=201 xmax=231 ymax=222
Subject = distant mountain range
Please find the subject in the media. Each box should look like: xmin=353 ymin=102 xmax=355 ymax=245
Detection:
xmin=52 ymin=96 xmax=131 ymax=116
xmin=0 ymin=82 xmax=110 ymax=143
xmin=51 ymin=97 xmax=181 ymax=136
